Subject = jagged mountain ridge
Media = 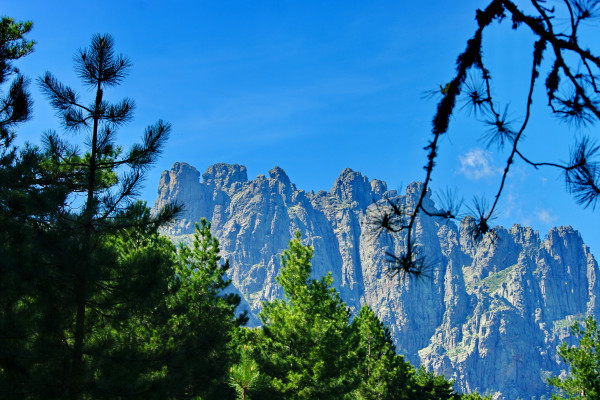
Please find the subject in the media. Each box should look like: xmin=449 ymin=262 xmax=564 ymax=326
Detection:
xmin=152 ymin=162 xmax=600 ymax=399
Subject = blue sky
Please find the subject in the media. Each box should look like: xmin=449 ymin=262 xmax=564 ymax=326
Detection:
xmin=6 ymin=1 xmax=599 ymax=256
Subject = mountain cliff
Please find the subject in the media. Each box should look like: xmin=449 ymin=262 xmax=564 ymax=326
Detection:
xmin=152 ymin=162 xmax=599 ymax=399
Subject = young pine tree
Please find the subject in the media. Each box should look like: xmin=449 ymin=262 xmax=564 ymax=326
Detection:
xmin=154 ymin=218 xmax=247 ymax=399
xmin=229 ymin=344 xmax=262 ymax=400
xmin=254 ymin=231 xmax=358 ymax=400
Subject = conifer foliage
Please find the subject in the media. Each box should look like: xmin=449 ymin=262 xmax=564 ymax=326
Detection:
xmin=353 ymin=306 xmax=415 ymax=400
xmin=159 ymin=218 xmax=247 ymax=399
xmin=38 ymin=33 xmax=177 ymax=230
xmin=229 ymin=344 xmax=262 ymax=400
xmin=548 ymin=316 xmax=600 ymax=399
xmin=254 ymin=231 xmax=358 ymax=399
xmin=0 ymin=16 xmax=513 ymax=400
xmin=34 ymin=33 xmax=179 ymax=399
xmin=249 ymin=232 xmax=484 ymax=400
xmin=0 ymin=17 xmax=33 ymax=158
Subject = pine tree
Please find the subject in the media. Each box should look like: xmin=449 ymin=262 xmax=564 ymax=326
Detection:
xmin=548 ymin=316 xmax=600 ymax=399
xmin=1 ymin=29 xmax=249 ymax=400
xmin=352 ymin=305 xmax=415 ymax=400
xmin=67 ymin=216 xmax=246 ymax=399
xmin=74 ymin=204 xmax=177 ymax=398
xmin=413 ymin=367 xmax=457 ymax=400
xmin=254 ymin=231 xmax=358 ymax=400
xmin=27 ymin=33 xmax=178 ymax=399
xmin=0 ymin=16 xmax=33 ymax=154
xmin=154 ymin=218 xmax=247 ymax=399
xmin=0 ymin=17 xmax=62 ymax=399
xmin=229 ymin=344 xmax=262 ymax=400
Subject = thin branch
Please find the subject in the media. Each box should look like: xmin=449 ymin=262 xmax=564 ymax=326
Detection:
xmin=485 ymin=37 xmax=541 ymax=220
xmin=515 ymin=149 xmax=570 ymax=170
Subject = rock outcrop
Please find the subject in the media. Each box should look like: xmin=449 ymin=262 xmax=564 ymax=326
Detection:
xmin=152 ymin=162 xmax=599 ymax=399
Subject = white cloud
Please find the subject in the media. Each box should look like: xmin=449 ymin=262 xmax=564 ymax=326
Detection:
xmin=535 ymin=208 xmax=557 ymax=225
xmin=457 ymin=148 xmax=500 ymax=180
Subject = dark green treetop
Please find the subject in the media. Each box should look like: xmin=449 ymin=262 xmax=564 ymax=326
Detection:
xmin=413 ymin=366 xmax=457 ymax=400
xmin=157 ymin=218 xmax=247 ymax=399
xmin=0 ymin=16 xmax=33 ymax=165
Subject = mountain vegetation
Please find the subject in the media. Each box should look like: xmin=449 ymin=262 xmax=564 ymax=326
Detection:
xmin=230 ymin=232 xmax=490 ymax=400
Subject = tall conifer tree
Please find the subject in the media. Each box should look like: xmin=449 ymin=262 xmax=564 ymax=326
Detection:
xmin=254 ymin=232 xmax=358 ymax=400
xmin=157 ymin=218 xmax=247 ymax=399
xmin=33 ymin=33 xmax=177 ymax=399
xmin=0 ymin=16 xmax=52 ymax=399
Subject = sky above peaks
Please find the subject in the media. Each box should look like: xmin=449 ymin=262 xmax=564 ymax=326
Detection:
xmin=6 ymin=0 xmax=599 ymax=256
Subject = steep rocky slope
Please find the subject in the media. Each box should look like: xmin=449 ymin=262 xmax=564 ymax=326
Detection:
xmin=152 ymin=162 xmax=599 ymax=399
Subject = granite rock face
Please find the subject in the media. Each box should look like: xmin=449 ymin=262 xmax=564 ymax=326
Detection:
xmin=152 ymin=162 xmax=600 ymax=399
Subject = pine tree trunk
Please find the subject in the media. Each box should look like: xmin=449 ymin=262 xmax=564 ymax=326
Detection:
xmin=70 ymin=71 xmax=103 ymax=399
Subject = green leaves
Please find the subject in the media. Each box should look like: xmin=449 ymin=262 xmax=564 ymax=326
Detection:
xmin=0 ymin=31 xmax=189 ymax=399
xmin=277 ymin=230 xmax=314 ymax=302
xmin=0 ymin=17 xmax=34 ymax=83
xmin=176 ymin=219 xmax=235 ymax=301
xmin=246 ymin=232 xmax=488 ymax=400
xmin=38 ymin=34 xmax=174 ymax=231
xmin=151 ymin=218 xmax=246 ymax=399
xmin=413 ymin=367 xmax=457 ymax=400
xmin=0 ymin=17 xmax=33 ymax=149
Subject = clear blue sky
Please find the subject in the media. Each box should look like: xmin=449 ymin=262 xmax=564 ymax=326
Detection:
xmin=6 ymin=1 xmax=599 ymax=257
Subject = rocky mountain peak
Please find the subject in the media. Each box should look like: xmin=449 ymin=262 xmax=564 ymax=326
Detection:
xmin=404 ymin=181 xmax=427 ymax=203
xmin=401 ymin=181 xmax=439 ymax=214
xmin=170 ymin=162 xmax=200 ymax=181
xmin=268 ymin=166 xmax=291 ymax=185
xmin=202 ymin=163 xmax=248 ymax=188
xmin=330 ymin=167 xmax=375 ymax=208
xmin=153 ymin=162 xmax=200 ymax=214
xmin=267 ymin=166 xmax=296 ymax=200
xmin=370 ymin=179 xmax=387 ymax=195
